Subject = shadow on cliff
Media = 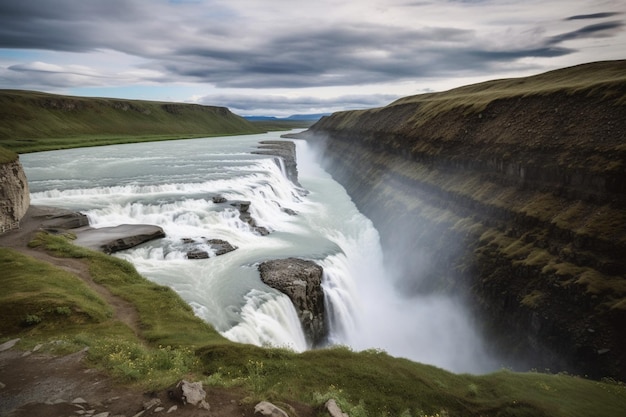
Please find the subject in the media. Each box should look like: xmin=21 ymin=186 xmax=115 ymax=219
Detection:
xmin=301 ymin=133 xmax=512 ymax=374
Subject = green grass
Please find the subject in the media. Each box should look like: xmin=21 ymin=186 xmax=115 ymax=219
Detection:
xmin=390 ymin=60 xmax=626 ymax=124
xmin=0 ymin=89 xmax=264 ymax=153
xmin=3 ymin=233 xmax=626 ymax=415
xmin=0 ymin=145 xmax=17 ymax=163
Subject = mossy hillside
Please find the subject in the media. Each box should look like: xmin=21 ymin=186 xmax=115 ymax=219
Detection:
xmin=0 ymin=145 xmax=17 ymax=163
xmin=0 ymin=90 xmax=263 ymax=153
xmin=3 ymin=233 xmax=626 ymax=416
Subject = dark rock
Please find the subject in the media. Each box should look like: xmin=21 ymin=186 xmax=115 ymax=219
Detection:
xmin=73 ymin=224 xmax=166 ymax=254
xmin=258 ymin=258 xmax=326 ymax=346
xmin=206 ymin=239 xmax=237 ymax=256
xmin=181 ymin=238 xmax=195 ymax=244
xmin=187 ymin=250 xmax=209 ymax=259
xmin=40 ymin=211 xmax=90 ymax=230
xmin=230 ymin=200 xmax=251 ymax=212
xmin=212 ymin=195 xmax=227 ymax=204
xmin=281 ymin=207 xmax=298 ymax=216
xmin=254 ymin=140 xmax=301 ymax=186
xmin=254 ymin=226 xmax=270 ymax=236
xmin=232 ymin=201 xmax=271 ymax=236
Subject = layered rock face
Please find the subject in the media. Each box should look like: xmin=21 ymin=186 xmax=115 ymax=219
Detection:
xmin=0 ymin=157 xmax=30 ymax=233
xmin=258 ymin=258 xmax=326 ymax=347
xmin=293 ymin=61 xmax=626 ymax=379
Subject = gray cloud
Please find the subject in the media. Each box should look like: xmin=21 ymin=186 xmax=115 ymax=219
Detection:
xmin=197 ymin=93 xmax=403 ymax=116
xmin=566 ymin=12 xmax=622 ymax=20
xmin=0 ymin=0 xmax=624 ymax=95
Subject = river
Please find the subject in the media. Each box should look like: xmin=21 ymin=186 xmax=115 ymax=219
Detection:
xmin=21 ymin=131 xmax=496 ymax=373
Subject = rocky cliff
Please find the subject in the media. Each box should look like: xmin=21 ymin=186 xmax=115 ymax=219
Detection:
xmin=0 ymin=150 xmax=29 ymax=233
xmin=291 ymin=60 xmax=626 ymax=379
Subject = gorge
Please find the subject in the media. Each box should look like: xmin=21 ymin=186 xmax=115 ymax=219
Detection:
xmin=289 ymin=60 xmax=626 ymax=380
xmin=1 ymin=60 xmax=625 ymax=386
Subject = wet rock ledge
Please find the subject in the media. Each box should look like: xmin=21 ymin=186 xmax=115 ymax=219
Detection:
xmin=254 ymin=140 xmax=301 ymax=186
xmin=258 ymin=258 xmax=327 ymax=347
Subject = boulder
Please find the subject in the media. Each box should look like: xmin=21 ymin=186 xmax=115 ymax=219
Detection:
xmin=187 ymin=249 xmax=209 ymax=259
xmin=212 ymin=195 xmax=227 ymax=204
xmin=169 ymin=380 xmax=210 ymax=410
xmin=258 ymin=258 xmax=326 ymax=346
xmin=73 ymin=224 xmax=166 ymax=254
xmin=254 ymin=401 xmax=289 ymax=417
xmin=206 ymin=239 xmax=237 ymax=256
xmin=40 ymin=211 xmax=89 ymax=230
xmin=232 ymin=201 xmax=271 ymax=236
xmin=325 ymin=399 xmax=349 ymax=417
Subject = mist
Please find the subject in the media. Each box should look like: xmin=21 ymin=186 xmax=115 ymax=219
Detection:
xmin=296 ymin=137 xmax=500 ymax=374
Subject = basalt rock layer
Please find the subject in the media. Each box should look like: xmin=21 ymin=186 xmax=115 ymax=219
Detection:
xmin=258 ymin=258 xmax=326 ymax=347
xmin=291 ymin=60 xmax=626 ymax=379
xmin=0 ymin=153 xmax=29 ymax=233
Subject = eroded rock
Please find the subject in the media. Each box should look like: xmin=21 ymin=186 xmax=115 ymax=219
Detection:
xmin=254 ymin=401 xmax=289 ymax=417
xmin=258 ymin=258 xmax=326 ymax=346
xmin=74 ymin=224 xmax=166 ymax=254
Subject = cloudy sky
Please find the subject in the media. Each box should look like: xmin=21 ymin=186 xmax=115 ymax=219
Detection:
xmin=0 ymin=0 xmax=624 ymax=117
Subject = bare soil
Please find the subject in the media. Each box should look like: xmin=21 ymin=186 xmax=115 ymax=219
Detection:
xmin=0 ymin=206 xmax=316 ymax=417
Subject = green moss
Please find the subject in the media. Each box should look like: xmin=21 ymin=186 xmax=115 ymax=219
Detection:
xmin=0 ymin=145 xmax=18 ymax=163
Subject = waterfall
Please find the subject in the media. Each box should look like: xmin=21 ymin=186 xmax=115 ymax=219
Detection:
xmin=23 ymin=132 xmax=498 ymax=373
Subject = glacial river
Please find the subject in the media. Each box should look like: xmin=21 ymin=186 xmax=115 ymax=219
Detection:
xmin=21 ymin=131 xmax=496 ymax=373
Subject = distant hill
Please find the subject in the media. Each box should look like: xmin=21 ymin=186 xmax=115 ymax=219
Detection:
xmin=0 ymin=90 xmax=261 ymax=152
xmin=244 ymin=113 xmax=329 ymax=122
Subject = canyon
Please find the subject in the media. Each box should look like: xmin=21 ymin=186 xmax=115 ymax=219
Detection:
xmin=289 ymin=60 xmax=626 ymax=379
xmin=2 ymin=60 xmax=625 ymax=383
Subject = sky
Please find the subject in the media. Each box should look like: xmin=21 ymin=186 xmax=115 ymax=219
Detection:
xmin=0 ymin=0 xmax=624 ymax=117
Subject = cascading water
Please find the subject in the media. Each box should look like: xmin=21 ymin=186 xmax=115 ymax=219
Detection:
xmin=22 ymin=131 xmax=497 ymax=373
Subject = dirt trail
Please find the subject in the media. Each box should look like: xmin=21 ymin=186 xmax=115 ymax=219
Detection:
xmin=0 ymin=206 xmax=142 ymax=338
xmin=0 ymin=206 xmax=316 ymax=417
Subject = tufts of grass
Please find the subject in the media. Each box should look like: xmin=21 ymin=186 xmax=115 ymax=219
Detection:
xmin=0 ymin=145 xmax=17 ymax=163
xmin=0 ymin=248 xmax=111 ymax=335
xmin=28 ymin=232 xmax=226 ymax=348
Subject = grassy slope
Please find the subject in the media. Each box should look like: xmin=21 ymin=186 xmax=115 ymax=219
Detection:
xmin=326 ymin=60 xmax=626 ymax=131
xmin=1 ymin=232 xmax=626 ymax=416
xmin=0 ymin=90 xmax=262 ymax=153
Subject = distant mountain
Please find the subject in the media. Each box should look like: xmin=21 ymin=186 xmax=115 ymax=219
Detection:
xmin=244 ymin=113 xmax=329 ymax=122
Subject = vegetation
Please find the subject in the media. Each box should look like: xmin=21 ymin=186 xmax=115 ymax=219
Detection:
xmin=2 ymin=233 xmax=626 ymax=416
xmin=388 ymin=59 xmax=626 ymax=125
xmin=0 ymin=145 xmax=17 ymax=163
xmin=0 ymin=89 xmax=263 ymax=153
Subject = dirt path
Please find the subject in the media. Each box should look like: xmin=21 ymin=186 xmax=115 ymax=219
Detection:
xmin=0 ymin=206 xmax=316 ymax=417
xmin=0 ymin=206 xmax=142 ymax=338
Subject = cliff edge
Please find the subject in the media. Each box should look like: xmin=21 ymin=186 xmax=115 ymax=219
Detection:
xmin=0 ymin=149 xmax=29 ymax=233
xmin=293 ymin=60 xmax=626 ymax=380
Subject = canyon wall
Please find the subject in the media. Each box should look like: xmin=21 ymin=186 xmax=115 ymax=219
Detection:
xmin=0 ymin=151 xmax=29 ymax=233
xmin=292 ymin=61 xmax=626 ymax=379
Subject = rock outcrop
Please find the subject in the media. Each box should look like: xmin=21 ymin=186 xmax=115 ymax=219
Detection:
xmin=290 ymin=60 xmax=626 ymax=379
xmin=0 ymin=155 xmax=29 ymax=234
xmin=258 ymin=258 xmax=326 ymax=346
xmin=254 ymin=141 xmax=301 ymax=186
xmin=73 ymin=224 xmax=166 ymax=253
